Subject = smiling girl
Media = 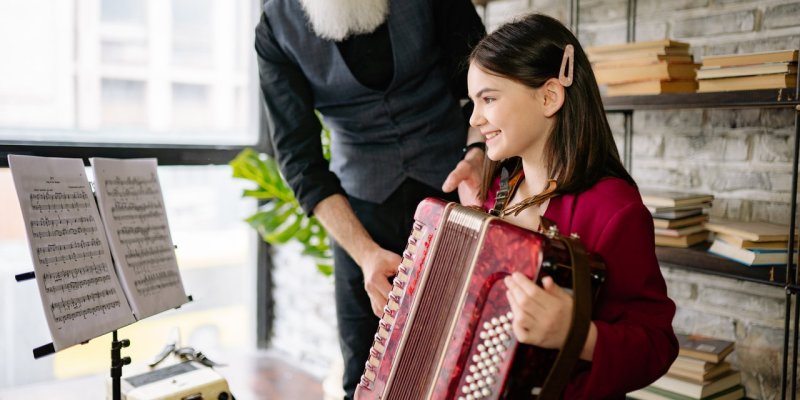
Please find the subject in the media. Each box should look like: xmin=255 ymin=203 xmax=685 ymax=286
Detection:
xmin=467 ymin=14 xmax=678 ymax=398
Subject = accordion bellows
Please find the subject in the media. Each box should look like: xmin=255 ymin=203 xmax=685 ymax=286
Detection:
xmin=355 ymin=198 xmax=604 ymax=400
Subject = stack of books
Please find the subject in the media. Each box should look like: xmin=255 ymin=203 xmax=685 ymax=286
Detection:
xmin=587 ymin=39 xmax=699 ymax=96
xmin=697 ymin=49 xmax=798 ymax=93
xmin=704 ymin=220 xmax=796 ymax=267
xmin=629 ymin=333 xmax=744 ymax=400
xmin=640 ymin=190 xmax=713 ymax=248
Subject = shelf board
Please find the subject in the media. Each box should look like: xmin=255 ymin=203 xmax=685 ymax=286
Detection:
xmin=656 ymin=243 xmax=790 ymax=287
xmin=603 ymin=88 xmax=800 ymax=111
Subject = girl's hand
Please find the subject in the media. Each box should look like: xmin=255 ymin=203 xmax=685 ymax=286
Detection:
xmin=504 ymin=272 xmax=573 ymax=349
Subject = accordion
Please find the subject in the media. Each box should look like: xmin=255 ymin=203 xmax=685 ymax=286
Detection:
xmin=355 ymin=198 xmax=605 ymax=400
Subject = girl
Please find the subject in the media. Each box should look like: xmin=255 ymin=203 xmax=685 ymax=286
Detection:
xmin=467 ymin=13 xmax=678 ymax=398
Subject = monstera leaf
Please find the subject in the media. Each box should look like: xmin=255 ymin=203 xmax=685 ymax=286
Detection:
xmin=230 ymin=148 xmax=333 ymax=276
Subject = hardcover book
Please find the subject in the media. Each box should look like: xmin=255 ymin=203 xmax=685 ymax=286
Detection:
xmin=587 ymin=39 xmax=690 ymax=55
xmin=594 ymin=62 xmax=700 ymax=85
xmin=703 ymin=220 xmax=794 ymax=242
xmin=641 ymin=190 xmax=715 ymax=208
xmin=647 ymin=202 xmax=712 ymax=214
xmin=629 ymin=384 xmax=744 ymax=400
xmin=592 ymin=54 xmax=694 ymax=69
xmin=655 ymin=231 xmax=709 ymax=248
xmin=713 ymin=232 xmax=788 ymax=250
xmin=653 ymin=214 xmax=709 ymax=229
xmin=697 ymin=73 xmax=796 ymax=92
xmin=676 ymin=333 xmax=735 ymax=363
xmin=650 ymin=371 xmax=741 ymax=399
xmin=668 ymin=361 xmax=732 ymax=383
xmin=654 ymin=225 xmax=707 ymax=238
xmin=708 ymin=239 xmax=795 ymax=267
xmin=701 ymin=49 xmax=798 ymax=68
xmin=696 ymin=62 xmax=797 ymax=80
xmin=606 ymin=80 xmax=698 ymax=96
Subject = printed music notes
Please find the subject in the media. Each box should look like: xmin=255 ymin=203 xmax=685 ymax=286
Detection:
xmin=8 ymin=155 xmax=136 ymax=351
xmin=8 ymin=155 xmax=189 ymax=352
xmin=91 ymin=158 xmax=187 ymax=319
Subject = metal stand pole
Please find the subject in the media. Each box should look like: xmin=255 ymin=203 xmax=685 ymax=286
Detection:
xmin=110 ymin=330 xmax=131 ymax=400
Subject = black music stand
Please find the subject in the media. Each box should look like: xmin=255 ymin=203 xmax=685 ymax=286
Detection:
xmin=15 ymin=271 xmax=192 ymax=400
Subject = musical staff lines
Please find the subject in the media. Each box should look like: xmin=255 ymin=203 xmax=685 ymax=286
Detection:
xmin=29 ymin=191 xmax=92 ymax=212
xmin=134 ymin=270 xmax=182 ymax=296
xmin=9 ymin=154 xmax=137 ymax=350
xmin=42 ymin=262 xmax=109 ymax=282
xmin=92 ymin=157 xmax=186 ymax=318
xmin=50 ymin=289 xmax=122 ymax=323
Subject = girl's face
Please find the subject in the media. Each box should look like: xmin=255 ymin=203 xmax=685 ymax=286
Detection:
xmin=467 ymin=63 xmax=555 ymax=162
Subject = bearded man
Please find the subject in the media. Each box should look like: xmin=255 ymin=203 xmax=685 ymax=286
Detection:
xmin=255 ymin=0 xmax=485 ymax=397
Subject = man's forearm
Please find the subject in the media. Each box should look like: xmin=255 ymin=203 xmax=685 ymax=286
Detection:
xmin=313 ymin=193 xmax=377 ymax=268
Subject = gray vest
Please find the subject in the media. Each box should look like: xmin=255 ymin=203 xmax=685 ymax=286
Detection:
xmin=263 ymin=0 xmax=467 ymax=203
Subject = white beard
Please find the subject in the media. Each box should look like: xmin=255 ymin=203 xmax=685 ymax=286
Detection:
xmin=297 ymin=0 xmax=390 ymax=41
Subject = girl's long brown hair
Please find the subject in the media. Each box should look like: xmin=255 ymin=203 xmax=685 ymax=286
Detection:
xmin=471 ymin=13 xmax=634 ymax=203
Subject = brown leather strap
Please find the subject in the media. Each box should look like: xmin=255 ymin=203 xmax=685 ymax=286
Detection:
xmin=536 ymin=235 xmax=593 ymax=399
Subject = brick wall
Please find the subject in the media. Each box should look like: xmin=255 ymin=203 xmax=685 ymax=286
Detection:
xmin=267 ymin=1 xmax=800 ymax=399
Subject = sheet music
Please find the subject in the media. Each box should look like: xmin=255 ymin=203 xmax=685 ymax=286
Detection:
xmin=8 ymin=155 xmax=136 ymax=351
xmin=91 ymin=158 xmax=187 ymax=319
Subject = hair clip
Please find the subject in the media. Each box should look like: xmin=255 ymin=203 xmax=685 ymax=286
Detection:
xmin=559 ymin=44 xmax=574 ymax=87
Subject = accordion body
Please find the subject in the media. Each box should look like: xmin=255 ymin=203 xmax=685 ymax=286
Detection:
xmin=355 ymin=198 xmax=605 ymax=400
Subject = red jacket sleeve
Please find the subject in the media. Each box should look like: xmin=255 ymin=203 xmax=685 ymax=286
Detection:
xmin=565 ymin=201 xmax=679 ymax=399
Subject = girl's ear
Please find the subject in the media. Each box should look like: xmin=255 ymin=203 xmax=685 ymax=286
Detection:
xmin=542 ymin=78 xmax=565 ymax=117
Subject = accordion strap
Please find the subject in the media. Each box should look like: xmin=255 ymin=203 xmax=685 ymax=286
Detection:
xmin=536 ymin=225 xmax=593 ymax=399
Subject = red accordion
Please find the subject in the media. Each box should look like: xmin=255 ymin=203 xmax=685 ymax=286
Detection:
xmin=355 ymin=198 xmax=605 ymax=400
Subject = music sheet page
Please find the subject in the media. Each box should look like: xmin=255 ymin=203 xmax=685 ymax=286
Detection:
xmin=90 ymin=158 xmax=187 ymax=319
xmin=8 ymin=155 xmax=136 ymax=351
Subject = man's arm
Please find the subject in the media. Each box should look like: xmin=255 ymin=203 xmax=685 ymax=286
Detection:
xmin=312 ymin=195 xmax=401 ymax=316
xmin=256 ymin=14 xmax=398 ymax=316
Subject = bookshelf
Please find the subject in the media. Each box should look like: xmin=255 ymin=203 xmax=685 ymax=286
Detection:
xmin=603 ymin=89 xmax=800 ymax=111
xmin=589 ymin=0 xmax=800 ymax=396
xmin=603 ymin=89 xmax=799 ymax=288
xmin=656 ymin=245 xmax=787 ymax=287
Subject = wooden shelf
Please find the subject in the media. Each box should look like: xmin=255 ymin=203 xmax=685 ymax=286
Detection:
xmin=656 ymin=243 xmax=790 ymax=287
xmin=603 ymin=88 xmax=800 ymax=111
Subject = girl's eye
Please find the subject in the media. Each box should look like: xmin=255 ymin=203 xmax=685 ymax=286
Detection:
xmin=483 ymin=97 xmax=495 ymax=104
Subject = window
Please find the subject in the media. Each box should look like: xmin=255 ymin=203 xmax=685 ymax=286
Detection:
xmin=0 ymin=0 xmax=264 ymax=389
xmin=0 ymin=0 xmax=259 ymax=148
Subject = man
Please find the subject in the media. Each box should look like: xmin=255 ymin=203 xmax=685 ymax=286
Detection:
xmin=255 ymin=0 xmax=485 ymax=397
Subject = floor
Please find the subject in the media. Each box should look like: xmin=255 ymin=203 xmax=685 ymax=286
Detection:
xmin=0 ymin=350 xmax=326 ymax=400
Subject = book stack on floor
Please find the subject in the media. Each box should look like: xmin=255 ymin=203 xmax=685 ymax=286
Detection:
xmin=704 ymin=220 xmax=796 ymax=267
xmin=586 ymin=39 xmax=699 ymax=96
xmin=697 ymin=49 xmax=798 ymax=93
xmin=640 ymin=190 xmax=713 ymax=248
xmin=629 ymin=333 xmax=745 ymax=400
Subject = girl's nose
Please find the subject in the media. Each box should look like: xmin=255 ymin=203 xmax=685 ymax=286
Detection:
xmin=469 ymin=108 xmax=485 ymax=128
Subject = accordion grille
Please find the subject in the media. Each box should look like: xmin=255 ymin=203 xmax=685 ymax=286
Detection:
xmin=386 ymin=207 xmax=485 ymax=399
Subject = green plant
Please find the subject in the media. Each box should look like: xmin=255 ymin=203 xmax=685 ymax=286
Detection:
xmin=230 ymin=126 xmax=333 ymax=275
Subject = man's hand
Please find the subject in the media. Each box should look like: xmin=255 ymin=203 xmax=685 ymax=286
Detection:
xmin=442 ymin=147 xmax=483 ymax=207
xmin=359 ymin=247 xmax=402 ymax=317
xmin=312 ymin=195 xmax=402 ymax=316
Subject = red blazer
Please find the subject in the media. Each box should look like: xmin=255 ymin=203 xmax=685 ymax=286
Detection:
xmin=487 ymin=177 xmax=678 ymax=399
